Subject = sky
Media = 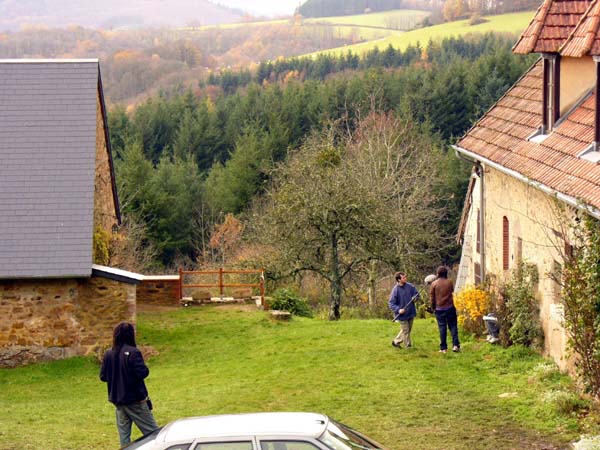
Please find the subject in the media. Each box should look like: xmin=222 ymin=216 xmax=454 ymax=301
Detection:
xmin=215 ymin=0 xmax=303 ymax=16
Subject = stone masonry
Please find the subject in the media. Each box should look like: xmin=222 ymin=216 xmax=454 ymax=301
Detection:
xmin=137 ymin=276 xmax=180 ymax=306
xmin=0 ymin=276 xmax=135 ymax=368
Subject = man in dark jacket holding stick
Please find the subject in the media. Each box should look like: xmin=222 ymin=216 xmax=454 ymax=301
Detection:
xmin=388 ymin=272 xmax=419 ymax=348
xmin=100 ymin=322 xmax=158 ymax=447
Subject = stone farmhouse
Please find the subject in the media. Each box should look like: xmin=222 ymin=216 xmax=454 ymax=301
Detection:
xmin=454 ymin=0 xmax=600 ymax=370
xmin=0 ymin=60 xmax=142 ymax=367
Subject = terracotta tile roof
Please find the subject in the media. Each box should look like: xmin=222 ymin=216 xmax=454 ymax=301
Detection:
xmin=513 ymin=0 xmax=593 ymax=54
xmin=456 ymin=59 xmax=600 ymax=211
xmin=560 ymin=0 xmax=600 ymax=55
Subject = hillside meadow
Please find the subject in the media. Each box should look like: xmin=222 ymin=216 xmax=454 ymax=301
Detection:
xmin=1 ymin=305 xmax=599 ymax=449
xmin=303 ymin=9 xmax=431 ymax=30
xmin=306 ymin=11 xmax=535 ymax=56
xmin=185 ymin=9 xmax=430 ymax=41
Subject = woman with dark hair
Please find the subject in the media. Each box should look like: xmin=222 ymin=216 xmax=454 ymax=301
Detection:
xmin=100 ymin=322 xmax=158 ymax=447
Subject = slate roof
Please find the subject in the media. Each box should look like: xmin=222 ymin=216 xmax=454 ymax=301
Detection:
xmin=0 ymin=60 xmax=108 ymax=279
xmin=513 ymin=0 xmax=593 ymax=54
xmin=455 ymin=59 xmax=600 ymax=213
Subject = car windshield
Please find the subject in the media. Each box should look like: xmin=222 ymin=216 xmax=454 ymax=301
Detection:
xmin=122 ymin=427 xmax=164 ymax=450
xmin=318 ymin=420 xmax=388 ymax=450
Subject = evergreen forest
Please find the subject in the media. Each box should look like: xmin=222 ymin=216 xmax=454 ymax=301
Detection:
xmin=109 ymin=32 xmax=535 ymax=300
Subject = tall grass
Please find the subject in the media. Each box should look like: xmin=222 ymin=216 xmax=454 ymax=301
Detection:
xmin=0 ymin=305 xmax=596 ymax=449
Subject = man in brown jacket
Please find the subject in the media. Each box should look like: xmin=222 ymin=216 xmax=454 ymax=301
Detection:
xmin=429 ymin=266 xmax=460 ymax=353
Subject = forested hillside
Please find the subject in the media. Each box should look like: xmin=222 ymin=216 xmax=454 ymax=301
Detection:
xmin=107 ymin=33 xmax=535 ymax=281
xmin=0 ymin=0 xmax=243 ymax=31
xmin=297 ymin=0 xmax=538 ymax=21
xmin=0 ymin=25 xmax=351 ymax=104
xmin=299 ymin=0 xmax=406 ymax=17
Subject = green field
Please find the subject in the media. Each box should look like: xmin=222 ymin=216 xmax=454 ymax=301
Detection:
xmin=184 ymin=9 xmax=429 ymax=32
xmin=305 ymin=23 xmax=397 ymax=41
xmin=1 ymin=304 xmax=597 ymax=449
xmin=178 ymin=18 xmax=395 ymax=41
xmin=304 ymin=9 xmax=431 ymax=30
xmin=306 ymin=11 xmax=535 ymax=56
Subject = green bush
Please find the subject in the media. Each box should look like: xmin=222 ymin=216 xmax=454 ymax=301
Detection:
xmin=270 ymin=288 xmax=313 ymax=317
xmin=543 ymin=389 xmax=590 ymax=415
xmin=500 ymin=261 xmax=543 ymax=349
xmin=561 ymin=214 xmax=600 ymax=397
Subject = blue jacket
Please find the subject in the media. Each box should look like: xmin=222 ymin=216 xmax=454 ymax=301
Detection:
xmin=388 ymin=282 xmax=419 ymax=321
xmin=100 ymin=344 xmax=150 ymax=405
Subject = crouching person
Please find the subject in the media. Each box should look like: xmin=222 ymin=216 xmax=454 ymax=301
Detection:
xmin=100 ymin=322 xmax=159 ymax=447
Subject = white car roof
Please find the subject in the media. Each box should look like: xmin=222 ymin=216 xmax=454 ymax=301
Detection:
xmin=160 ymin=412 xmax=330 ymax=443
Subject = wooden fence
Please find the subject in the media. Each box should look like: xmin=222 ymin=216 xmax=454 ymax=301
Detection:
xmin=178 ymin=268 xmax=266 ymax=308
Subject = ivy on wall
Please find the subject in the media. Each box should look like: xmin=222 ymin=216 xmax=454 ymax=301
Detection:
xmin=93 ymin=226 xmax=111 ymax=265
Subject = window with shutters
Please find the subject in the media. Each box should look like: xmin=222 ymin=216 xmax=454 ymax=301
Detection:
xmin=553 ymin=260 xmax=562 ymax=303
xmin=564 ymin=241 xmax=574 ymax=261
xmin=503 ymin=216 xmax=509 ymax=270
xmin=474 ymin=262 xmax=482 ymax=285
xmin=543 ymin=55 xmax=560 ymax=132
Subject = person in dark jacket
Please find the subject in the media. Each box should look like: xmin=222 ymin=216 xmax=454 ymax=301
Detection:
xmin=430 ymin=266 xmax=460 ymax=353
xmin=100 ymin=322 xmax=158 ymax=447
xmin=388 ymin=272 xmax=419 ymax=349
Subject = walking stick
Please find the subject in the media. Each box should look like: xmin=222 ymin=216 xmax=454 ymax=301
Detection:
xmin=391 ymin=293 xmax=419 ymax=322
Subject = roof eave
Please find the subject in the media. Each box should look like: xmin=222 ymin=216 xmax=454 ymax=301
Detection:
xmin=97 ymin=64 xmax=121 ymax=224
xmin=452 ymin=144 xmax=600 ymax=220
xmin=91 ymin=264 xmax=143 ymax=285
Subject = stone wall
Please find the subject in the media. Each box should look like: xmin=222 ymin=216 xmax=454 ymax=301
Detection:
xmin=0 ymin=275 xmax=135 ymax=367
xmin=137 ymin=276 xmax=180 ymax=306
xmin=94 ymin=93 xmax=118 ymax=234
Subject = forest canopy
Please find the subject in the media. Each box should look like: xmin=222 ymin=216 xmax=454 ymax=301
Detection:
xmin=107 ymin=33 xmax=535 ymax=275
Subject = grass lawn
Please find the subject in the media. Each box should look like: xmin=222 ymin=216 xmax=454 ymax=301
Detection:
xmin=305 ymin=11 xmax=535 ymax=56
xmin=0 ymin=304 xmax=598 ymax=449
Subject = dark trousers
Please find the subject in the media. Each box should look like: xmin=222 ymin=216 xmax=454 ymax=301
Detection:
xmin=435 ymin=307 xmax=460 ymax=351
xmin=115 ymin=401 xmax=158 ymax=447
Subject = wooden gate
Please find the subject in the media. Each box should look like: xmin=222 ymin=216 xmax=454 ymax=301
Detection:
xmin=178 ymin=268 xmax=266 ymax=308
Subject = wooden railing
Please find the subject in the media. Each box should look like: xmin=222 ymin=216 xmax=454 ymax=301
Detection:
xmin=178 ymin=268 xmax=266 ymax=308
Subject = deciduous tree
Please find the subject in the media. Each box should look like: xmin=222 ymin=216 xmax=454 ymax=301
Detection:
xmin=250 ymin=112 xmax=447 ymax=319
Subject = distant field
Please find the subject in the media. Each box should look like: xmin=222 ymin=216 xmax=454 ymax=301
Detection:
xmin=183 ymin=9 xmax=429 ymax=41
xmin=304 ymin=9 xmax=431 ymax=30
xmin=305 ymin=23 xmax=397 ymax=41
xmin=305 ymin=11 xmax=535 ymax=56
xmin=180 ymin=19 xmax=289 ymax=31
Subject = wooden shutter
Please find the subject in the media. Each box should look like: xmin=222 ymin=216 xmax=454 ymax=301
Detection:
xmin=476 ymin=209 xmax=481 ymax=254
xmin=564 ymin=242 xmax=574 ymax=261
xmin=503 ymin=216 xmax=509 ymax=270
xmin=474 ymin=262 xmax=482 ymax=285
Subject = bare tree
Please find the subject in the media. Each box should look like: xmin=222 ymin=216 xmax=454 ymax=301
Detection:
xmin=249 ymin=112 xmax=448 ymax=320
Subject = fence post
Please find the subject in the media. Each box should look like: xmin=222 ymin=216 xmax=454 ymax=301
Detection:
xmin=260 ymin=268 xmax=267 ymax=309
xmin=178 ymin=267 xmax=183 ymax=300
xmin=219 ymin=267 xmax=224 ymax=299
